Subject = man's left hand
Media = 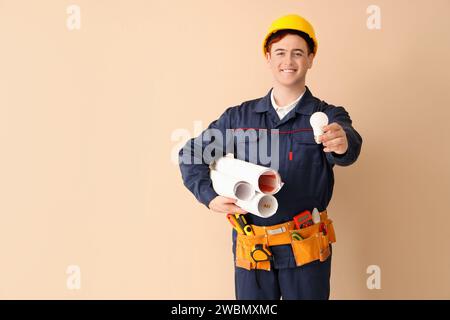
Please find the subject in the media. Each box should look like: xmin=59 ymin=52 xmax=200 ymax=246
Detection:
xmin=320 ymin=123 xmax=348 ymax=155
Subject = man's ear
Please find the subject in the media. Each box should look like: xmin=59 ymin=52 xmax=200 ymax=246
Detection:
xmin=307 ymin=53 xmax=315 ymax=69
xmin=266 ymin=52 xmax=271 ymax=64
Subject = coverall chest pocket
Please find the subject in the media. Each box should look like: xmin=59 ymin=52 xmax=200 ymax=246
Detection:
xmin=292 ymin=131 xmax=323 ymax=167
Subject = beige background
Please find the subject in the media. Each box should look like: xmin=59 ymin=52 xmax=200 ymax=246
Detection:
xmin=1 ymin=0 xmax=449 ymax=299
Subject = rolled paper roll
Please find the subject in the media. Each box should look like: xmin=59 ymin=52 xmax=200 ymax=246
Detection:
xmin=212 ymin=154 xmax=282 ymax=195
xmin=236 ymin=192 xmax=278 ymax=218
xmin=210 ymin=169 xmax=255 ymax=201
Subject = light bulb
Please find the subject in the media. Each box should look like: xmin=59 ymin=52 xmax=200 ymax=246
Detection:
xmin=309 ymin=112 xmax=329 ymax=144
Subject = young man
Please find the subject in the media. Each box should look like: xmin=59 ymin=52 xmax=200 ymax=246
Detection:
xmin=179 ymin=14 xmax=362 ymax=299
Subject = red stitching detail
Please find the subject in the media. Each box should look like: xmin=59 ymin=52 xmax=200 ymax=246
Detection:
xmin=232 ymin=128 xmax=312 ymax=134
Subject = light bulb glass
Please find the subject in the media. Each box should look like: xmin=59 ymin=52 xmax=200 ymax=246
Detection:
xmin=310 ymin=112 xmax=329 ymax=144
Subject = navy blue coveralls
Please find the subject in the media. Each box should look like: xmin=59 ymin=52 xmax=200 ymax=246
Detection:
xmin=179 ymin=87 xmax=362 ymax=300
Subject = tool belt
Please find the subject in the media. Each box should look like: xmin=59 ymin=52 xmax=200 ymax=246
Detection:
xmin=235 ymin=211 xmax=336 ymax=271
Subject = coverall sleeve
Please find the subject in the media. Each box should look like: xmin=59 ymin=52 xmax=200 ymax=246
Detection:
xmin=325 ymin=106 xmax=363 ymax=167
xmin=178 ymin=107 xmax=234 ymax=208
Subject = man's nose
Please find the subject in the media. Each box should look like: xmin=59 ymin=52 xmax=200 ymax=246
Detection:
xmin=283 ymin=54 xmax=294 ymax=64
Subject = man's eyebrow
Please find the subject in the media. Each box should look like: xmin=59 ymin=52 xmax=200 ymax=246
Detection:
xmin=274 ymin=48 xmax=305 ymax=53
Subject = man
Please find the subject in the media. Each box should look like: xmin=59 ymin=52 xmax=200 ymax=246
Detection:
xmin=179 ymin=14 xmax=362 ymax=299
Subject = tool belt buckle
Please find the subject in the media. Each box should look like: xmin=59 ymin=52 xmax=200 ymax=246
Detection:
xmin=266 ymin=226 xmax=286 ymax=236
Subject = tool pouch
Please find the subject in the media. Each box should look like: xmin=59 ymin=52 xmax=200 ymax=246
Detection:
xmin=235 ymin=234 xmax=272 ymax=271
xmin=290 ymin=218 xmax=336 ymax=267
xmin=235 ymin=218 xmax=336 ymax=270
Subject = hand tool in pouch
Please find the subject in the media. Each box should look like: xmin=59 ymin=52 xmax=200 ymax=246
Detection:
xmin=293 ymin=210 xmax=314 ymax=229
xmin=235 ymin=214 xmax=254 ymax=235
xmin=226 ymin=214 xmax=245 ymax=234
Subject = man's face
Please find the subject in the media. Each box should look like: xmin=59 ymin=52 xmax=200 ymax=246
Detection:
xmin=266 ymin=34 xmax=315 ymax=87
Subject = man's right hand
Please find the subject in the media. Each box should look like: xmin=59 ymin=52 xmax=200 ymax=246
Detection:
xmin=208 ymin=196 xmax=247 ymax=214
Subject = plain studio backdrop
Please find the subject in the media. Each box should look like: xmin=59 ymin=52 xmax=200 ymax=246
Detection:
xmin=1 ymin=0 xmax=449 ymax=299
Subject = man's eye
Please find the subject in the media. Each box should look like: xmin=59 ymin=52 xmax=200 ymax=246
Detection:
xmin=295 ymin=53 xmax=302 ymax=57
xmin=277 ymin=52 xmax=284 ymax=56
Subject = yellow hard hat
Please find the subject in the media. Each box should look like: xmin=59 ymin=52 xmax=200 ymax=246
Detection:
xmin=262 ymin=14 xmax=318 ymax=56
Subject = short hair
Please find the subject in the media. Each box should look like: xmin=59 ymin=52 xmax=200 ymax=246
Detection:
xmin=265 ymin=29 xmax=315 ymax=55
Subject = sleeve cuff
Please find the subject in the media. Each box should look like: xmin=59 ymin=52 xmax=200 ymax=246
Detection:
xmin=329 ymin=150 xmax=355 ymax=166
xmin=199 ymin=187 xmax=219 ymax=209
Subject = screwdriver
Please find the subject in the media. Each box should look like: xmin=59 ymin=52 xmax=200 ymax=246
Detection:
xmin=227 ymin=214 xmax=245 ymax=235
xmin=235 ymin=214 xmax=254 ymax=236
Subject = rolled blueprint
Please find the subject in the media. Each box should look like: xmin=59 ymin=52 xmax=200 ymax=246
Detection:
xmin=210 ymin=154 xmax=283 ymax=218
xmin=212 ymin=155 xmax=282 ymax=195
xmin=210 ymin=169 xmax=255 ymax=201
xmin=236 ymin=193 xmax=278 ymax=218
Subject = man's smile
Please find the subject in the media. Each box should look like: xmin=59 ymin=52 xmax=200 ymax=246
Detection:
xmin=280 ymin=68 xmax=297 ymax=73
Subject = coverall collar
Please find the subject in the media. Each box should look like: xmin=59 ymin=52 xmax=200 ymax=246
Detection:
xmin=254 ymin=86 xmax=316 ymax=116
